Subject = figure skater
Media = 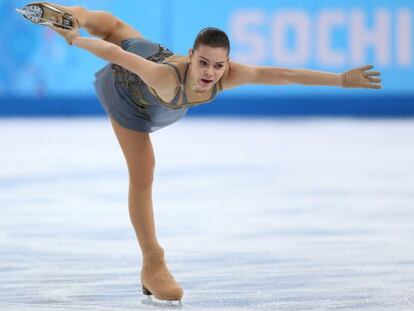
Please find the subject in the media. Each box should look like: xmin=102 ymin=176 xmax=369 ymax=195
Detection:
xmin=17 ymin=2 xmax=382 ymax=303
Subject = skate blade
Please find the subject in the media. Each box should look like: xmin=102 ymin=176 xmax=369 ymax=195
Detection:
xmin=15 ymin=8 xmax=28 ymax=15
xmin=141 ymin=295 xmax=183 ymax=309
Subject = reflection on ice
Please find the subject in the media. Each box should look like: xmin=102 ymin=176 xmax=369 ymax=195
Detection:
xmin=142 ymin=296 xmax=183 ymax=309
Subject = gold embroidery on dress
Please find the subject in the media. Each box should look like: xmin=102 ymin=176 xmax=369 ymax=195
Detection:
xmin=111 ymin=64 xmax=152 ymax=121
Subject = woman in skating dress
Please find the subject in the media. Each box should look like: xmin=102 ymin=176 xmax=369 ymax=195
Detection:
xmin=18 ymin=2 xmax=382 ymax=302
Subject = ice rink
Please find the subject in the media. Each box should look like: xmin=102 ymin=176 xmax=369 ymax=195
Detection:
xmin=0 ymin=117 xmax=413 ymax=311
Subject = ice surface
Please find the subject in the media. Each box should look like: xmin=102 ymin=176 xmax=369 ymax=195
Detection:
xmin=0 ymin=117 xmax=413 ymax=310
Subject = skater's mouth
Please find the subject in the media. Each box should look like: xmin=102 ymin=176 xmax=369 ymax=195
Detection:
xmin=200 ymin=78 xmax=213 ymax=85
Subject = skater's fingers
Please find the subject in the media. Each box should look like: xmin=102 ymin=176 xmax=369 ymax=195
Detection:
xmin=366 ymin=71 xmax=381 ymax=77
xmin=367 ymin=83 xmax=382 ymax=89
xmin=46 ymin=24 xmax=76 ymax=45
xmin=47 ymin=23 xmax=67 ymax=34
xmin=358 ymin=64 xmax=374 ymax=72
xmin=369 ymin=77 xmax=382 ymax=83
xmin=73 ymin=18 xmax=80 ymax=28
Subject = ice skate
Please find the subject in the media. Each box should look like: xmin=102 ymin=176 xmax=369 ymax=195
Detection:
xmin=16 ymin=3 xmax=74 ymax=29
xmin=141 ymin=248 xmax=183 ymax=305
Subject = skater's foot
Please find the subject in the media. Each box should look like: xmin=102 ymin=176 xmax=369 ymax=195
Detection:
xmin=141 ymin=248 xmax=183 ymax=301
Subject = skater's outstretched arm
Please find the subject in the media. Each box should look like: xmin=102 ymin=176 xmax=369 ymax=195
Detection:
xmin=221 ymin=62 xmax=382 ymax=90
xmin=49 ymin=23 xmax=177 ymax=92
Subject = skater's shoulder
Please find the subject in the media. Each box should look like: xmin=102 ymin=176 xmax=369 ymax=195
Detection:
xmin=161 ymin=55 xmax=190 ymax=79
xmin=163 ymin=55 xmax=189 ymax=66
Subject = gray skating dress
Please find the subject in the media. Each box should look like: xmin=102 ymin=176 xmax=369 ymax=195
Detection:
xmin=94 ymin=37 xmax=221 ymax=133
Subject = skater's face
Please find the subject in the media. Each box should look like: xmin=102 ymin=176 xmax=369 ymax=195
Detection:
xmin=189 ymin=44 xmax=229 ymax=92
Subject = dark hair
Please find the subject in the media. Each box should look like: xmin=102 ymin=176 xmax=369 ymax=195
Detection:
xmin=193 ymin=27 xmax=231 ymax=55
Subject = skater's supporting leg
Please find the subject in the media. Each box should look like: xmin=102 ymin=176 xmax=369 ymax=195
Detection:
xmin=49 ymin=3 xmax=143 ymax=45
xmin=110 ymin=118 xmax=160 ymax=253
xmin=110 ymin=118 xmax=183 ymax=301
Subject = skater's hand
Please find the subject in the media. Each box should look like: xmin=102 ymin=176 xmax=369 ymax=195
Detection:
xmin=341 ymin=65 xmax=382 ymax=89
xmin=48 ymin=19 xmax=80 ymax=45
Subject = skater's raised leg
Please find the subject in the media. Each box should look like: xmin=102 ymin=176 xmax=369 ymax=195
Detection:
xmin=110 ymin=118 xmax=183 ymax=301
xmin=48 ymin=3 xmax=143 ymax=45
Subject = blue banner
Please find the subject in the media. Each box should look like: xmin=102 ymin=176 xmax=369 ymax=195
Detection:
xmin=1 ymin=0 xmax=413 ymax=97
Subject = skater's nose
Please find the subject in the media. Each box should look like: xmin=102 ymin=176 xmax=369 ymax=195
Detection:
xmin=205 ymin=66 xmax=214 ymax=78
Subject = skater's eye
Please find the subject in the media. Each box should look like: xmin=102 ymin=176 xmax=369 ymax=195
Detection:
xmin=214 ymin=64 xmax=224 ymax=69
xmin=199 ymin=60 xmax=208 ymax=66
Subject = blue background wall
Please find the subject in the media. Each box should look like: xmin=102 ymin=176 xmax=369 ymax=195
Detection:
xmin=0 ymin=0 xmax=413 ymax=116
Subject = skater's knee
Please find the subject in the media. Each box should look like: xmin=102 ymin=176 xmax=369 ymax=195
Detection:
xmin=128 ymin=157 xmax=155 ymax=189
xmin=129 ymin=168 xmax=155 ymax=189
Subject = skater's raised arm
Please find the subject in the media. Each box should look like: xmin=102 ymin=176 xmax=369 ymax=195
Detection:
xmin=221 ymin=62 xmax=382 ymax=90
xmin=48 ymin=23 xmax=177 ymax=91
